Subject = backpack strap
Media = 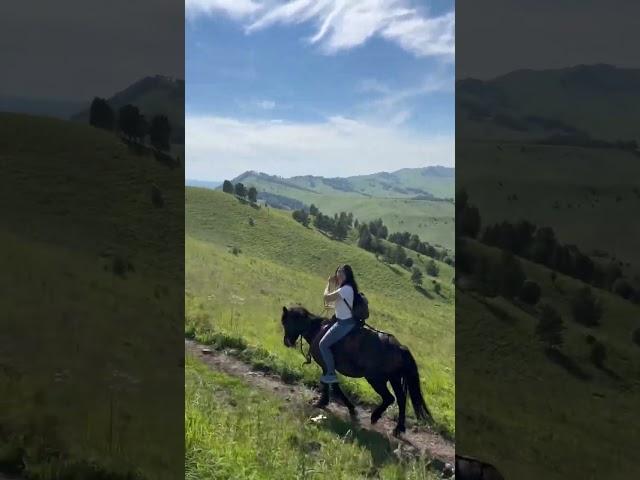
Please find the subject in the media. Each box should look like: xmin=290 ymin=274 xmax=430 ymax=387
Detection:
xmin=343 ymin=297 xmax=353 ymax=312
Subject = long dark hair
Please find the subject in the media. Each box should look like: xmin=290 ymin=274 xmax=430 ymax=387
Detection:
xmin=337 ymin=264 xmax=359 ymax=294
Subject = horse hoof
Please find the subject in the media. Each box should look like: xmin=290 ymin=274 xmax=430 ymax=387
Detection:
xmin=313 ymin=400 xmax=329 ymax=409
xmin=348 ymin=406 xmax=357 ymax=417
xmin=392 ymin=425 xmax=405 ymax=437
xmin=370 ymin=413 xmax=381 ymax=424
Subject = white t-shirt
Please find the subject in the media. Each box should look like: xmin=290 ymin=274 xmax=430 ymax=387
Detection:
xmin=334 ymin=285 xmax=354 ymax=320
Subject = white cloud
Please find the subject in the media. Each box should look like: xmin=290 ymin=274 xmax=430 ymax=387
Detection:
xmin=186 ymin=114 xmax=454 ymax=180
xmin=355 ymin=67 xmax=453 ymax=125
xmin=185 ymin=0 xmax=262 ymax=20
xmin=187 ymin=0 xmax=454 ymax=59
xmin=257 ymin=99 xmax=277 ymax=110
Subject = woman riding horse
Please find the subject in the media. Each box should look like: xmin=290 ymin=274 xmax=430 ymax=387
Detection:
xmin=281 ymin=296 xmax=432 ymax=435
xmin=318 ymin=264 xmax=359 ymax=384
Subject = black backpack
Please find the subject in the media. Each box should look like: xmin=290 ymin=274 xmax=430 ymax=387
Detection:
xmin=344 ymin=291 xmax=369 ymax=323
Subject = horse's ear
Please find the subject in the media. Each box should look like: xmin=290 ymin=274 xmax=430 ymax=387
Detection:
xmin=282 ymin=306 xmax=288 ymax=314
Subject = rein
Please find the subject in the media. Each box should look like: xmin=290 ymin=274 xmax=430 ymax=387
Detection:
xmin=295 ymin=304 xmax=330 ymax=365
xmin=298 ymin=336 xmax=312 ymax=365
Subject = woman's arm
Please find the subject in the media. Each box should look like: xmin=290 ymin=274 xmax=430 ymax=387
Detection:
xmin=324 ymin=287 xmax=342 ymax=303
xmin=323 ymin=276 xmax=342 ymax=303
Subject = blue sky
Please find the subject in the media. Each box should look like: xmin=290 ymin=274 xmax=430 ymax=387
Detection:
xmin=186 ymin=0 xmax=454 ymax=181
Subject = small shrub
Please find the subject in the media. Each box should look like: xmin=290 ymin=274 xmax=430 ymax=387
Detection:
xmin=248 ymin=217 xmax=255 ymax=227
xmin=222 ymin=180 xmax=234 ymax=193
xmin=231 ymin=247 xmax=241 ymax=256
xmin=411 ymin=267 xmax=423 ymax=286
xmin=434 ymin=283 xmax=442 ymax=295
xmin=519 ymin=280 xmax=541 ymax=305
xmin=536 ymin=303 xmax=564 ymax=348
xmin=292 ymin=209 xmax=310 ymax=227
xmin=570 ymin=287 xmax=602 ymax=326
xmin=612 ymin=278 xmax=634 ymax=300
xmin=404 ymin=257 xmax=414 ymax=268
xmin=426 ymin=259 xmax=439 ymax=277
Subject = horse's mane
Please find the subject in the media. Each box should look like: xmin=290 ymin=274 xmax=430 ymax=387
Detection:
xmin=289 ymin=305 xmax=329 ymax=323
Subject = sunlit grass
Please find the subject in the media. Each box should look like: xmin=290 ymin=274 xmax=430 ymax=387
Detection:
xmin=185 ymin=355 xmax=440 ymax=480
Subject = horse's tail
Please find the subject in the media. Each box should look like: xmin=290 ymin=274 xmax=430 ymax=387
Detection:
xmin=400 ymin=347 xmax=432 ymax=422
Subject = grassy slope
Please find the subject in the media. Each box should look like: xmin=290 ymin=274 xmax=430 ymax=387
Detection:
xmin=459 ymin=141 xmax=640 ymax=275
xmin=0 ymin=113 xmax=183 ymax=479
xmin=232 ymin=172 xmax=455 ymax=251
xmin=457 ymin=240 xmax=640 ymax=480
xmin=185 ymin=355 xmax=439 ymax=480
xmin=185 ymin=188 xmax=455 ymax=435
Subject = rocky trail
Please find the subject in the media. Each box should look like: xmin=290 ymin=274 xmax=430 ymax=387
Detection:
xmin=186 ymin=339 xmax=455 ymax=471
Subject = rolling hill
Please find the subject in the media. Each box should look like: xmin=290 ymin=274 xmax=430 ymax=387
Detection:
xmin=458 ymin=64 xmax=640 ymax=142
xmin=0 ymin=113 xmax=183 ymax=479
xmin=458 ymin=141 xmax=640 ymax=279
xmin=224 ymin=167 xmax=455 ymax=251
xmin=72 ymin=75 xmax=185 ymax=144
xmin=457 ymin=239 xmax=640 ymax=480
xmin=456 ymin=63 xmax=640 ymax=479
xmin=185 ymin=187 xmax=455 ymax=435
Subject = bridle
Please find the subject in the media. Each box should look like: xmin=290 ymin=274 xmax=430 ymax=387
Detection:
xmin=295 ymin=303 xmax=331 ymax=365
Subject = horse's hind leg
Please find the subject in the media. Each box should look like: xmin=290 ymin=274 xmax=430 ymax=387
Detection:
xmin=331 ymin=383 xmax=356 ymax=415
xmin=389 ymin=375 xmax=406 ymax=435
xmin=366 ymin=377 xmax=394 ymax=424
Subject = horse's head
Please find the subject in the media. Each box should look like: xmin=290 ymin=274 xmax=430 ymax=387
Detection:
xmin=281 ymin=306 xmax=314 ymax=348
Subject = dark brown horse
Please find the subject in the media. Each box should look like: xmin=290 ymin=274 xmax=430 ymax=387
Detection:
xmin=281 ymin=305 xmax=432 ymax=435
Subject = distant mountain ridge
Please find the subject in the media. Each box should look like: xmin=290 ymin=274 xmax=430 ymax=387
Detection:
xmin=231 ymin=166 xmax=454 ymax=200
xmin=72 ymin=75 xmax=185 ymax=143
xmin=220 ymin=166 xmax=455 ymax=250
xmin=186 ymin=179 xmax=221 ymax=190
xmin=0 ymin=95 xmax=86 ymax=119
xmin=458 ymin=64 xmax=640 ymax=142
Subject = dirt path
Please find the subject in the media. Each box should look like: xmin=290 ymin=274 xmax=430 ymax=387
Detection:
xmin=186 ymin=339 xmax=455 ymax=466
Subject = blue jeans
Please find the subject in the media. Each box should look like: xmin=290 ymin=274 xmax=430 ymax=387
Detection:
xmin=319 ymin=317 xmax=356 ymax=377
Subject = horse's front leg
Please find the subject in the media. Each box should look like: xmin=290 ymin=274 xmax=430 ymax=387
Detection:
xmin=313 ymin=382 xmax=330 ymax=409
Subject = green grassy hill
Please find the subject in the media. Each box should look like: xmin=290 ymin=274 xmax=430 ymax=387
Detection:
xmin=185 ymin=188 xmax=455 ymax=435
xmin=228 ymin=168 xmax=455 ymax=250
xmin=458 ymin=64 xmax=640 ymax=142
xmin=72 ymin=75 xmax=185 ymax=144
xmin=458 ymin=140 xmax=640 ymax=278
xmin=0 ymin=113 xmax=183 ymax=479
xmin=234 ymin=167 xmax=453 ymax=199
xmin=457 ymin=239 xmax=640 ymax=480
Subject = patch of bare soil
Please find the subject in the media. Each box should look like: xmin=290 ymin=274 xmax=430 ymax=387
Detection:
xmin=186 ymin=339 xmax=455 ymax=466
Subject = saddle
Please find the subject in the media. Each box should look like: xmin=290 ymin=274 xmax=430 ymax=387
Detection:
xmin=325 ymin=317 xmax=366 ymax=339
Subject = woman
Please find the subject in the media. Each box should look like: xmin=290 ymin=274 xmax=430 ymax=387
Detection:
xmin=319 ymin=264 xmax=359 ymax=384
